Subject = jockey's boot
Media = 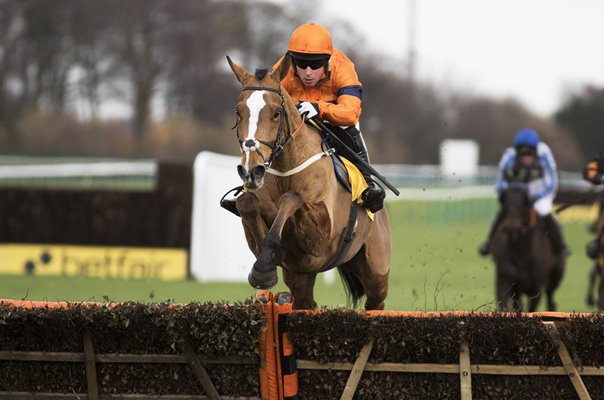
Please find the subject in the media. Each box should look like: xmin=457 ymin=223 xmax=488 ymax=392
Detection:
xmin=478 ymin=211 xmax=502 ymax=256
xmin=348 ymin=127 xmax=385 ymax=213
xmin=220 ymin=186 xmax=244 ymax=217
xmin=544 ymin=214 xmax=569 ymax=257
xmin=220 ymin=198 xmax=240 ymax=217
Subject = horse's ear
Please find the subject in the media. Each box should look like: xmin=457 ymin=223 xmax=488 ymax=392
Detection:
xmin=227 ymin=55 xmax=253 ymax=85
xmin=273 ymin=53 xmax=291 ymax=82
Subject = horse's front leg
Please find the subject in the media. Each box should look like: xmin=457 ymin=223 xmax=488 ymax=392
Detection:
xmin=598 ymin=269 xmax=604 ymax=311
xmin=283 ymin=270 xmax=317 ymax=310
xmin=587 ymin=265 xmax=598 ymax=307
xmin=238 ymin=192 xmax=271 ymax=256
xmin=496 ymin=269 xmax=511 ymax=311
xmin=248 ymin=192 xmax=303 ymax=289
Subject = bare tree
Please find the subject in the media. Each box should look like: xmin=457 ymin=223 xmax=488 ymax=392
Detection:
xmin=0 ymin=0 xmax=24 ymax=145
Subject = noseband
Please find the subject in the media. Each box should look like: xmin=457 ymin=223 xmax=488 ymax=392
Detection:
xmin=237 ymin=86 xmax=294 ymax=168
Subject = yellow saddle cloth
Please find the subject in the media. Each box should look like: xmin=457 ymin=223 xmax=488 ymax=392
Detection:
xmin=338 ymin=156 xmax=375 ymax=220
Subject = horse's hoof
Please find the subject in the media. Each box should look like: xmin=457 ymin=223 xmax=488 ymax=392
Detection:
xmin=248 ymin=268 xmax=278 ymax=289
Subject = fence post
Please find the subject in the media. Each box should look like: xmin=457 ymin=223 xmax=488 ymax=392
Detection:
xmin=340 ymin=339 xmax=374 ymax=400
xmin=459 ymin=341 xmax=472 ymax=400
xmin=543 ymin=321 xmax=592 ymax=400
xmin=82 ymin=330 xmax=99 ymax=400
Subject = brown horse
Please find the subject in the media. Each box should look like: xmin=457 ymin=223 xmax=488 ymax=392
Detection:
xmin=226 ymin=55 xmax=391 ymax=310
xmin=586 ymin=201 xmax=604 ymax=309
xmin=490 ymin=184 xmax=565 ymax=312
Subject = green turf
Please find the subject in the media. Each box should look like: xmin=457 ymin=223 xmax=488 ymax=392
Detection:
xmin=0 ymin=199 xmax=598 ymax=312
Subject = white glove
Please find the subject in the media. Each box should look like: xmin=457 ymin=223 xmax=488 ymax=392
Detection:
xmin=296 ymin=102 xmax=319 ymax=119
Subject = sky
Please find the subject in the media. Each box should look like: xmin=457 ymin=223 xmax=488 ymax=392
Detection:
xmin=289 ymin=0 xmax=604 ymax=117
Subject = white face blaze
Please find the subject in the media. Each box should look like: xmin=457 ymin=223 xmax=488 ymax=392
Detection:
xmin=241 ymin=90 xmax=267 ymax=172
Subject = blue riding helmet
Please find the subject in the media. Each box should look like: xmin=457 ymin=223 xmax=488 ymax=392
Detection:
xmin=513 ymin=128 xmax=540 ymax=149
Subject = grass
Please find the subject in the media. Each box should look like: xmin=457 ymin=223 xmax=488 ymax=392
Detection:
xmin=0 ymin=199 xmax=599 ymax=312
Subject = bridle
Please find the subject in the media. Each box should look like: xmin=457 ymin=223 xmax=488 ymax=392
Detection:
xmin=502 ymin=183 xmax=534 ymax=231
xmin=235 ymin=85 xmax=303 ymax=169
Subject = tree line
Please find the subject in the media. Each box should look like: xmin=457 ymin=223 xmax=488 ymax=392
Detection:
xmin=0 ymin=0 xmax=601 ymax=169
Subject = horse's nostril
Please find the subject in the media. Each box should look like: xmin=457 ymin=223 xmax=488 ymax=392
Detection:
xmin=237 ymin=165 xmax=247 ymax=180
xmin=253 ymin=165 xmax=266 ymax=180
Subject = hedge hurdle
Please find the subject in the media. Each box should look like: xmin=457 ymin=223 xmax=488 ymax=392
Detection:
xmin=2 ymin=294 xmax=604 ymax=399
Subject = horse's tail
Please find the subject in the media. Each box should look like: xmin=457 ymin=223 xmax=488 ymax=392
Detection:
xmin=337 ymin=267 xmax=365 ymax=309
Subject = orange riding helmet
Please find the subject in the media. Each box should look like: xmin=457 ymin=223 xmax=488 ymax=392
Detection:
xmin=287 ymin=23 xmax=333 ymax=60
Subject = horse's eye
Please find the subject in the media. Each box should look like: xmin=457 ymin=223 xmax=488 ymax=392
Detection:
xmin=273 ymin=109 xmax=281 ymax=120
xmin=235 ymin=109 xmax=241 ymax=118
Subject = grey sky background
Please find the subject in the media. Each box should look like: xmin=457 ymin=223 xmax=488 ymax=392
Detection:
xmin=298 ymin=0 xmax=604 ymax=117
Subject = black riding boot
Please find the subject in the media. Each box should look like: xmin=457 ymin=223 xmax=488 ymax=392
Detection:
xmin=220 ymin=198 xmax=239 ymax=216
xmin=220 ymin=186 xmax=243 ymax=217
xmin=479 ymin=211 xmax=502 ymax=256
xmin=347 ymin=127 xmax=385 ymax=213
xmin=544 ymin=214 xmax=569 ymax=256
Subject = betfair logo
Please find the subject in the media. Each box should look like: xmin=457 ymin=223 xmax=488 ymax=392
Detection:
xmin=1 ymin=244 xmax=187 ymax=281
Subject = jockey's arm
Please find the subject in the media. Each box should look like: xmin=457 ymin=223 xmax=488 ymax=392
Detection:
xmin=531 ymin=145 xmax=558 ymax=199
xmin=495 ymin=148 xmax=515 ymax=193
xmin=318 ymin=87 xmax=362 ymax=126
xmin=317 ymin=57 xmax=363 ymax=126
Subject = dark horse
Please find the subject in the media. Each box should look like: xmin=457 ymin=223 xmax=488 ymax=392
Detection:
xmin=586 ymin=203 xmax=604 ymax=309
xmin=226 ymin=55 xmax=391 ymax=310
xmin=490 ymin=184 xmax=565 ymax=311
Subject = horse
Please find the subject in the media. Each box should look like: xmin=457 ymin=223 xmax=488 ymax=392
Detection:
xmin=586 ymin=202 xmax=604 ymax=309
xmin=489 ymin=184 xmax=565 ymax=312
xmin=225 ymin=55 xmax=391 ymax=310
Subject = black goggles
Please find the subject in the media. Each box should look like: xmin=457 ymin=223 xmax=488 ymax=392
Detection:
xmin=292 ymin=57 xmax=329 ymax=70
xmin=516 ymin=146 xmax=536 ymax=156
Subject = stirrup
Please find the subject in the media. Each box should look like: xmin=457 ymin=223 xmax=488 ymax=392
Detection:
xmin=220 ymin=186 xmax=244 ymax=217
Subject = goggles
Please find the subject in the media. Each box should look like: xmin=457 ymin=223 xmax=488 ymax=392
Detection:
xmin=516 ymin=146 xmax=536 ymax=156
xmin=292 ymin=57 xmax=328 ymax=70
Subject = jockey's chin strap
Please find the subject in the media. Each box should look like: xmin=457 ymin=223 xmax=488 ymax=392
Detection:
xmin=237 ymin=86 xmax=304 ymax=169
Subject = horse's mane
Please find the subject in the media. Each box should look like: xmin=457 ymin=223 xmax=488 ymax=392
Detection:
xmin=255 ymin=68 xmax=269 ymax=81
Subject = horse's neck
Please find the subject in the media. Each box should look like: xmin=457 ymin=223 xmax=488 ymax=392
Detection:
xmin=274 ymin=113 xmax=323 ymax=170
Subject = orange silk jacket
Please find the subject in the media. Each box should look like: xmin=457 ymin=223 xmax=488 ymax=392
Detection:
xmin=274 ymin=49 xmax=363 ymax=127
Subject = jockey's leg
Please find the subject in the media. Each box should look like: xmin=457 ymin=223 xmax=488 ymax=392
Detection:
xmin=535 ymin=195 xmax=569 ymax=256
xmin=479 ymin=210 xmax=503 ymax=256
xmin=327 ymin=124 xmax=385 ymax=212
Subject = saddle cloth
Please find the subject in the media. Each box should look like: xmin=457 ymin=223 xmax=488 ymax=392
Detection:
xmin=334 ymin=155 xmax=374 ymax=220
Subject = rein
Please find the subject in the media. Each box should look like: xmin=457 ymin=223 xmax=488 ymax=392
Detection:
xmin=238 ymin=85 xmax=303 ymax=169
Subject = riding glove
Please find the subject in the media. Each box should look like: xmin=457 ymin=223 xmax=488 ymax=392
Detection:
xmin=297 ymin=102 xmax=319 ymax=119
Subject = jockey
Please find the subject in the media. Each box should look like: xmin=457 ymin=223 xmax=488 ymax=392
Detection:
xmin=274 ymin=22 xmax=385 ymax=213
xmin=479 ymin=128 xmax=569 ymax=257
xmin=583 ymin=147 xmax=604 ymax=259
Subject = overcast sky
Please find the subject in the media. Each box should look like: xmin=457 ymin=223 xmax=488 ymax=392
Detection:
xmin=285 ymin=0 xmax=604 ymax=117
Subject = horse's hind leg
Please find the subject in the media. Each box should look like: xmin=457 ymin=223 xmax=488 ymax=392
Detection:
xmin=587 ymin=264 xmax=598 ymax=307
xmin=527 ymin=292 xmax=542 ymax=312
xmin=342 ymin=249 xmax=389 ymax=310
